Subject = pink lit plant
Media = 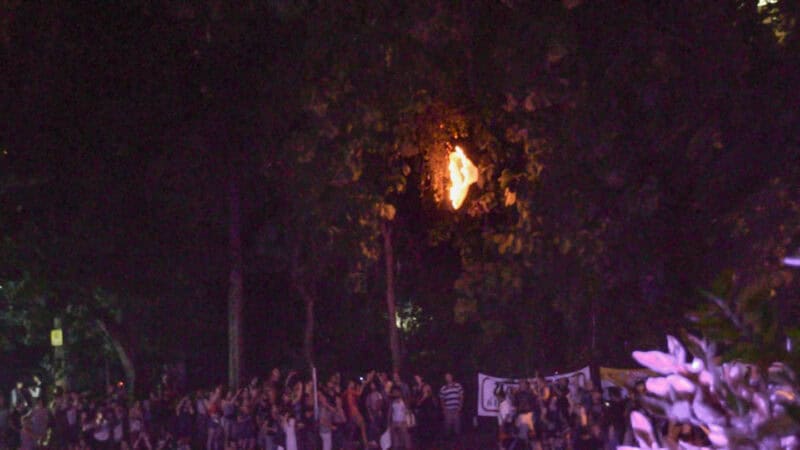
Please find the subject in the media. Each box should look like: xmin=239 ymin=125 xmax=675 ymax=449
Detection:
xmin=621 ymin=335 xmax=800 ymax=449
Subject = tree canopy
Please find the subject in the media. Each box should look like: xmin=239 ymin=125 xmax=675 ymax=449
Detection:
xmin=1 ymin=0 xmax=799 ymax=389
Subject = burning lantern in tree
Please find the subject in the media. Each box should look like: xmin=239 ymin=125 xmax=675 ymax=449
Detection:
xmin=447 ymin=145 xmax=478 ymax=209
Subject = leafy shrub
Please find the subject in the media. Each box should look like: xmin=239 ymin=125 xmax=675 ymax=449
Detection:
xmin=623 ymin=335 xmax=800 ymax=449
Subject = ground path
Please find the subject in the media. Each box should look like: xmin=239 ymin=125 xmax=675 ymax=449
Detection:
xmin=417 ymin=430 xmax=496 ymax=450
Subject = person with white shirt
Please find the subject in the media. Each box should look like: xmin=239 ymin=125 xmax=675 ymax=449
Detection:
xmin=438 ymin=373 xmax=464 ymax=439
xmin=389 ymin=387 xmax=413 ymax=450
xmin=496 ymin=388 xmax=515 ymax=450
xmin=27 ymin=377 xmax=42 ymax=403
xmin=281 ymin=412 xmax=297 ymax=450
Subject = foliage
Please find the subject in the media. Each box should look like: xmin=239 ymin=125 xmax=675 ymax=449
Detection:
xmin=627 ymin=334 xmax=800 ymax=449
xmin=1 ymin=0 xmax=800 ymax=384
xmin=0 ymin=270 xmax=122 ymax=391
xmin=688 ymin=270 xmax=800 ymax=375
xmin=626 ymin=265 xmax=800 ymax=449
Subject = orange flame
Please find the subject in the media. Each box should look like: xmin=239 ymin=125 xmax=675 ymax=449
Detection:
xmin=448 ymin=146 xmax=478 ymax=209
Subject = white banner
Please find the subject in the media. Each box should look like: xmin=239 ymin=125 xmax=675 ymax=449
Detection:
xmin=599 ymin=367 xmax=654 ymax=392
xmin=477 ymin=366 xmax=591 ymax=417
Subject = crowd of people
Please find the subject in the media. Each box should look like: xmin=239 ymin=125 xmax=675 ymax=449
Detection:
xmin=0 ymin=369 xmax=464 ymax=450
xmin=493 ymin=375 xmax=710 ymax=450
xmin=0 ymin=369 xmax=714 ymax=450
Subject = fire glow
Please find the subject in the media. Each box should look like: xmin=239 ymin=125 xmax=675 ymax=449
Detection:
xmin=448 ymin=146 xmax=478 ymax=210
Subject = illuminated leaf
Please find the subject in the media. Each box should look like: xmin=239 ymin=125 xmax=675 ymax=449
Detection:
xmin=380 ymin=203 xmax=396 ymax=221
xmin=504 ymin=188 xmax=516 ymax=206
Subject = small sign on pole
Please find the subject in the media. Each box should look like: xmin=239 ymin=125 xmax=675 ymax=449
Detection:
xmin=50 ymin=329 xmax=63 ymax=347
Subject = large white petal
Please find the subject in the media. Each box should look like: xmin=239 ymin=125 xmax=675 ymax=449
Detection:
xmin=667 ymin=335 xmax=687 ymax=364
xmin=706 ymin=424 xmax=728 ymax=447
xmin=633 ymin=351 xmax=679 ymax=374
xmin=646 ymin=377 xmax=671 ymax=396
xmin=667 ymin=375 xmax=696 ymax=394
xmin=630 ymin=411 xmax=657 ymax=449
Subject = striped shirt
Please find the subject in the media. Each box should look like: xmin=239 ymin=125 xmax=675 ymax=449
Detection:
xmin=439 ymin=382 xmax=464 ymax=411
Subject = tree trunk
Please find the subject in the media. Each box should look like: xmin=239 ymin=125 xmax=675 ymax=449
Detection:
xmin=96 ymin=319 xmax=136 ymax=396
xmin=228 ymin=178 xmax=244 ymax=389
xmin=381 ymin=220 xmax=402 ymax=374
xmin=291 ymin=244 xmax=316 ymax=368
xmin=304 ymin=293 xmax=315 ymax=367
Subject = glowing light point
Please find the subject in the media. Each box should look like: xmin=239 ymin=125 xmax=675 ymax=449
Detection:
xmin=448 ymin=145 xmax=478 ymax=210
xmin=784 ymin=248 xmax=800 ymax=267
xmin=784 ymin=256 xmax=800 ymax=267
